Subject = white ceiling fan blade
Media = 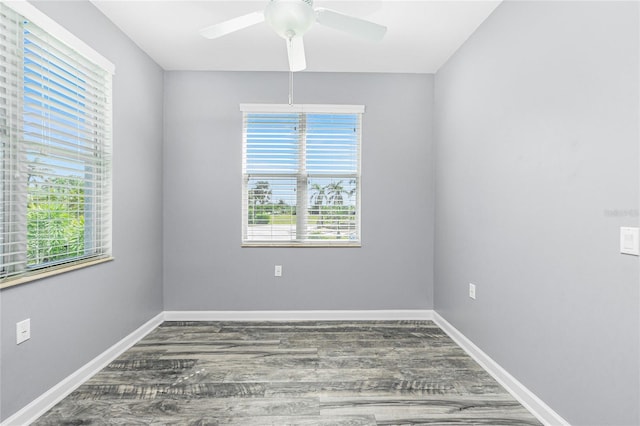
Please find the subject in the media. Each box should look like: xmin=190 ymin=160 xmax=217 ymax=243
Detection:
xmin=286 ymin=36 xmax=306 ymax=72
xmin=315 ymin=8 xmax=386 ymax=42
xmin=199 ymin=11 xmax=265 ymax=39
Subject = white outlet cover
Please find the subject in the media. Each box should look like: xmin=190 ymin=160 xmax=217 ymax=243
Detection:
xmin=620 ymin=227 xmax=640 ymax=256
xmin=469 ymin=283 xmax=476 ymax=300
xmin=16 ymin=318 xmax=31 ymax=344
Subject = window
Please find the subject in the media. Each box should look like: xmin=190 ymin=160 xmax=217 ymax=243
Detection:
xmin=241 ymin=104 xmax=362 ymax=246
xmin=0 ymin=2 xmax=114 ymax=285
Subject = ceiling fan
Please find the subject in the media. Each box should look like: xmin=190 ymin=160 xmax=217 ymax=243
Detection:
xmin=199 ymin=0 xmax=387 ymax=72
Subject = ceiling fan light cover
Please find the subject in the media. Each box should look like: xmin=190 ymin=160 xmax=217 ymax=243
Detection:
xmin=265 ymin=0 xmax=315 ymax=39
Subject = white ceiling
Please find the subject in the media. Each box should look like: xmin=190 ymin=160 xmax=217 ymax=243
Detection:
xmin=91 ymin=0 xmax=501 ymax=73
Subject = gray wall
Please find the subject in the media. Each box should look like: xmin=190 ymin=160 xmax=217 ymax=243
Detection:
xmin=433 ymin=1 xmax=639 ymax=425
xmin=0 ymin=1 xmax=164 ymax=421
xmin=163 ymin=72 xmax=434 ymax=310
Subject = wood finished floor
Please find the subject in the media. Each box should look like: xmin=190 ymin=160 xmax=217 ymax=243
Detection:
xmin=34 ymin=321 xmax=542 ymax=425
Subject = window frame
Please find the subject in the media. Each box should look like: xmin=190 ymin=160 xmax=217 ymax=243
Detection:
xmin=241 ymin=103 xmax=363 ymax=248
xmin=0 ymin=1 xmax=114 ymax=288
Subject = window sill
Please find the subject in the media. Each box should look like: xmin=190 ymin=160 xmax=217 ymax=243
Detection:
xmin=0 ymin=257 xmax=114 ymax=290
xmin=242 ymin=242 xmax=361 ymax=248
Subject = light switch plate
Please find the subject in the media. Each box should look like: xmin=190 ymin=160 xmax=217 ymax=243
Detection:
xmin=620 ymin=227 xmax=640 ymax=256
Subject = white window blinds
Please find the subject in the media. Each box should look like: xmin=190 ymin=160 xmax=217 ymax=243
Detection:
xmin=241 ymin=104 xmax=362 ymax=246
xmin=0 ymin=2 xmax=113 ymax=283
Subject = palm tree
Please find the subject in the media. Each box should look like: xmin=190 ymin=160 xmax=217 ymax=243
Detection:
xmin=250 ymin=181 xmax=272 ymax=205
xmin=326 ymin=180 xmax=351 ymax=237
xmin=326 ymin=180 xmax=347 ymax=206
xmin=309 ymin=183 xmax=327 ymax=225
xmin=347 ymin=178 xmax=357 ymax=200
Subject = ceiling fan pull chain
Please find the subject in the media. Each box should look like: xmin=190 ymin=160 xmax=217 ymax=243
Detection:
xmin=288 ymin=68 xmax=294 ymax=105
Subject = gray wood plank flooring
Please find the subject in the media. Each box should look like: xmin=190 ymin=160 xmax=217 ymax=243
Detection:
xmin=34 ymin=320 xmax=542 ymax=425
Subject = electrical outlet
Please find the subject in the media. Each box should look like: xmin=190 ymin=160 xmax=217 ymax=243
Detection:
xmin=16 ymin=318 xmax=31 ymax=344
xmin=274 ymin=265 xmax=282 ymax=277
xmin=469 ymin=283 xmax=476 ymax=300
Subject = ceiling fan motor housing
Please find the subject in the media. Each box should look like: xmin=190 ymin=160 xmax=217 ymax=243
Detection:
xmin=265 ymin=0 xmax=315 ymax=39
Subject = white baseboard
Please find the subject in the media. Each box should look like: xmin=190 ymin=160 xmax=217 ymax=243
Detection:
xmin=432 ymin=312 xmax=570 ymax=426
xmin=163 ymin=309 xmax=434 ymax=322
xmin=1 ymin=312 xmax=165 ymax=426
xmin=3 ymin=309 xmax=567 ymax=426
